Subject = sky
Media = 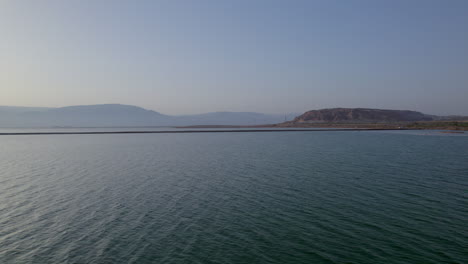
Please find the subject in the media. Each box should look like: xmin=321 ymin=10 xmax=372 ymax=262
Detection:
xmin=1 ymin=0 xmax=467 ymax=115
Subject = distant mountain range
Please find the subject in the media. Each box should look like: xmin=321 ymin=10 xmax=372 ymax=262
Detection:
xmin=0 ymin=104 xmax=297 ymax=127
xmin=1 ymin=105 xmax=466 ymax=128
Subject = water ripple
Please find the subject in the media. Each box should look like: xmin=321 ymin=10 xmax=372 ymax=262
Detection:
xmin=0 ymin=132 xmax=467 ymax=263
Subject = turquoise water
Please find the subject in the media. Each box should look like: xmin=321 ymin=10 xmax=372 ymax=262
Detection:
xmin=0 ymin=131 xmax=467 ymax=263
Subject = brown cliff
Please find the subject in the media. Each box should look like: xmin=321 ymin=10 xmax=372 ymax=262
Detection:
xmin=292 ymin=108 xmax=433 ymax=123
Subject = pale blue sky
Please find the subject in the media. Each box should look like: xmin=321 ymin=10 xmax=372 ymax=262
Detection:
xmin=1 ymin=0 xmax=467 ymax=115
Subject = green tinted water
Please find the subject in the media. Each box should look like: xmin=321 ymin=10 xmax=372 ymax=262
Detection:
xmin=0 ymin=131 xmax=466 ymax=263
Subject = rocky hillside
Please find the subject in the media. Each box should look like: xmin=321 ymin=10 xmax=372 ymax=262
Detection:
xmin=292 ymin=108 xmax=433 ymax=123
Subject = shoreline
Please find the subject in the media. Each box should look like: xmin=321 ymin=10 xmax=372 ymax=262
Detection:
xmin=178 ymin=121 xmax=468 ymax=131
xmin=0 ymin=128 xmax=415 ymax=136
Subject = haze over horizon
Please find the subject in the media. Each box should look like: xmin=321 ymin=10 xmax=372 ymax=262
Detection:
xmin=1 ymin=0 xmax=467 ymax=116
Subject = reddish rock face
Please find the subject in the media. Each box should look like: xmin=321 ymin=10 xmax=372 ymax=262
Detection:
xmin=293 ymin=108 xmax=433 ymax=123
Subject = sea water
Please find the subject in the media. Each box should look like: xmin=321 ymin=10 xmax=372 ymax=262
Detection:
xmin=0 ymin=130 xmax=466 ymax=263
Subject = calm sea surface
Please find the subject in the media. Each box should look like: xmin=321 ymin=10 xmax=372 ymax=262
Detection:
xmin=0 ymin=130 xmax=467 ymax=263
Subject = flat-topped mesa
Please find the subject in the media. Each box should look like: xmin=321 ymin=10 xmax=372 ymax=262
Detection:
xmin=292 ymin=108 xmax=433 ymax=123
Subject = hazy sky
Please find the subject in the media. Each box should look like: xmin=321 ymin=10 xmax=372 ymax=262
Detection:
xmin=1 ymin=0 xmax=467 ymax=115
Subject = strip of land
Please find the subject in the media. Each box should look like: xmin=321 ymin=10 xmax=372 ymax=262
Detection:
xmin=179 ymin=120 xmax=468 ymax=131
xmin=0 ymin=128 xmax=414 ymax=136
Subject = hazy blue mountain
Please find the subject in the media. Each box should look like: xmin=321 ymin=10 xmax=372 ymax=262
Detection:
xmin=0 ymin=104 xmax=294 ymax=127
xmin=0 ymin=106 xmax=52 ymax=113
xmin=15 ymin=104 xmax=171 ymax=127
xmin=177 ymin=111 xmax=296 ymax=126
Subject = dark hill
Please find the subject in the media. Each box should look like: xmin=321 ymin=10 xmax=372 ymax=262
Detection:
xmin=292 ymin=108 xmax=433 ymax=123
